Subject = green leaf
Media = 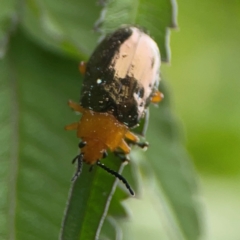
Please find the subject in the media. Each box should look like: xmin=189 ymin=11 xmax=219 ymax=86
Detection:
xmin=97 ymin=0 xmax=177 ymax=62
xmin=100 ymin=216 xmax=123 ymax=240
xmin=0 ymin=29 xmax=81 ymax=240
xmin=141 ymin=81 xmax=202 ymax=240
xmin=21 ymin=0 xmax=104 ymax=58
xmin=107 ymin=187 xmax=129 ymax=219
xmin=60 ymin=155 xmax=127 ymax=240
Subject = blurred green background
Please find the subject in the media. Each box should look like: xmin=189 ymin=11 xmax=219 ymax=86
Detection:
xmin=122 ymin=1 xmax=240 ymax=239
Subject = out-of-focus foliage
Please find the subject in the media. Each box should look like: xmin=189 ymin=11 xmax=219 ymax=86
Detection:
xmin=0 ymin=0 xmax=206 ymax=240
xmin=159 ymin=1 xmax=240 ymax=240
xmin=120 ymin=1 xmax=240 ymax=240
xmin=165 ymin=1 xmax=240 ymax=176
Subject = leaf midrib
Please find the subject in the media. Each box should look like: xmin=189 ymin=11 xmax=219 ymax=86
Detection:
xmin=7 ymin=53 xmax=19 ymax=240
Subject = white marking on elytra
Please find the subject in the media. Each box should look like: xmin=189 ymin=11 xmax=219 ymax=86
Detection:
xmin=96 ymin=79 xmax=102 ymax=84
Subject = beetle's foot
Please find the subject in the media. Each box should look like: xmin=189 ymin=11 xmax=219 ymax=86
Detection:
xmin=136 ymin=142 xmax=149 ymax=150
xmin=114 ymin=151 xmax=130 ymax=164
xmin=151 ymin=90 xmax=164 ymax=103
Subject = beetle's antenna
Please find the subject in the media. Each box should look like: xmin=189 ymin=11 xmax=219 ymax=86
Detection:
xmin=97 ymin=161 xmax=135 ymax=196
xmin=71 ymin=153 xmax=84 ymax=181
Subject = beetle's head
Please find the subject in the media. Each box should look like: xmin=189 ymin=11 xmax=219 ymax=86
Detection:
xmin=71 ymin=138 xmax=134 ymax=196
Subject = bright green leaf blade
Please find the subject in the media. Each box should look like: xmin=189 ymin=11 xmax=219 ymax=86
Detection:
xmin=21 ymin=0 xmax=103 ymax=58
xmin=0 ymin=29 xmax=85 ymax=240
xmin=143 ymin=82 xmax=202 ymax=240
xmin=98 ymin=0 xmax=177 ymax=62
xmin=60 ymin=158 xmax=129 ymax=240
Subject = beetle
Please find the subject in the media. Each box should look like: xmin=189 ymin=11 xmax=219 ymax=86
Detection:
xmin=65 ymin=26 xmax=163 ymax=195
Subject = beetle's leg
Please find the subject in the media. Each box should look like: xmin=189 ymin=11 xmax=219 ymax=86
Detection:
xmin=114 ymin=150 xmax=130 ymax=163
xmin=79 ymin=61 xmax=87 ymax=75
xmin=118 ymin=139 xmax=131 ymax=154
xmin=151 ymin=90 xmax=164 ymax=103
xmin=125 ymin=131 xmax=139 ymax=143
xmin=78 ymin=141 xmax=86 ymax=148
xmin=128 ymin=141 xmax=149 ymax=150
xmin=65 ymin=122 xmax=78 ymax=130
xmin=67 ymin=100 xmax=84 ymax=113
xmin=125 ymin=131 xmax=149 ymax=150
xmin=135 ymin=141 xmax=149 ymax=150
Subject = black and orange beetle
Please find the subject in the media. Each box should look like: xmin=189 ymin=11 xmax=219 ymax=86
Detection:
xmin=66 ymin=26 xmax=163 ymax=195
